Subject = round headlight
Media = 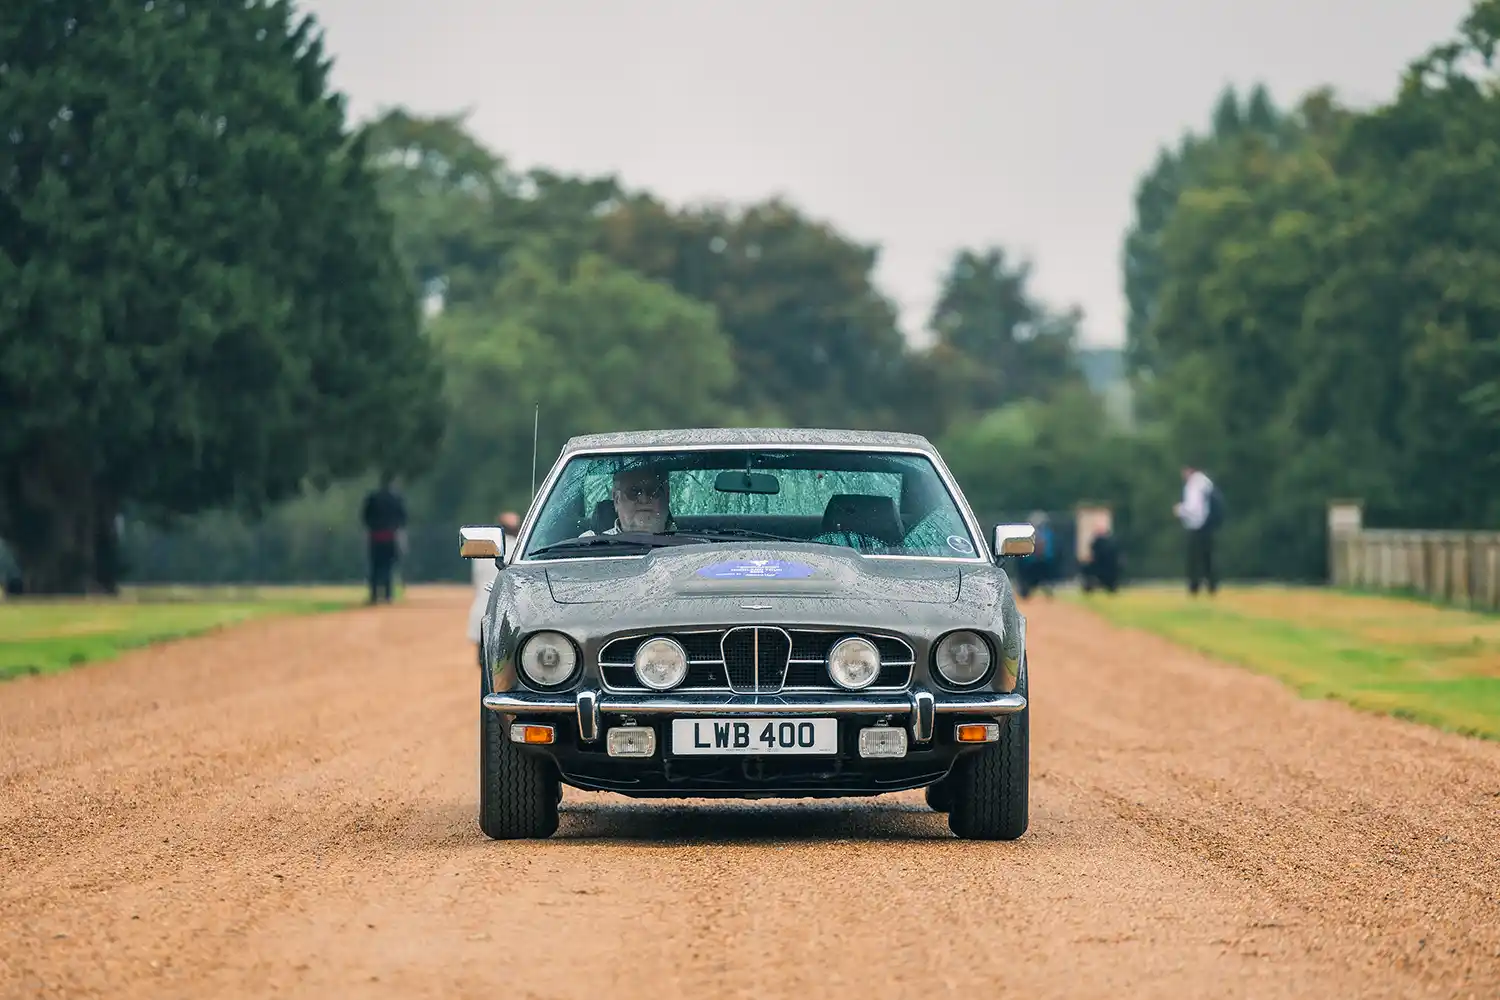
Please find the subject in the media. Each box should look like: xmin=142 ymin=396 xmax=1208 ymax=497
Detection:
xmin=827 ymin=636 xmax=881 ymax=690
xmin=634 ymin=636 xmax=688 ymax=690
xmin=934 ymin=631 xmax=992 ymax=686
xmin=518 ymin=631 xmax=578 ymax=687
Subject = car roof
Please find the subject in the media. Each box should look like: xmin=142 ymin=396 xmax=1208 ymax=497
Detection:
xmin=559 ymin=427 xmax=939 ymax=456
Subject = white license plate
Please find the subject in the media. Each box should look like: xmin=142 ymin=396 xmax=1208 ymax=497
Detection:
xmin=671 ymin=717 xmax=838 ymax=755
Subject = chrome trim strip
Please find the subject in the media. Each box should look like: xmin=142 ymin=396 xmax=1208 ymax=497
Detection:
xmin=481 ymin=690 xmax=1027 ymax=716
xmin=911 ymin=689 xmax=936 ymax=743
xmin=511 ymin=441 xmax=991 ymax=565
xmin=576 ymin=689 xmax=600 ymax=742
xmin=753 ymin=626 xmax=760 ymax=691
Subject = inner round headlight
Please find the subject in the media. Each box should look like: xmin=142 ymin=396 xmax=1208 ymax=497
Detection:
xmin=934 ymin=631 xmax=992 ymax=686
xmin=634 ymin=636 xmax=688 ymax=690
xmin=518 ymin=631 xmax=578 ymax=687
xmin=827 ymin=636 xmax=881 ymax=690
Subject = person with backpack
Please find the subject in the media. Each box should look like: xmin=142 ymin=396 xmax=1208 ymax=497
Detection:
xmin=1173 ymin=464 xmax=1222 ymax=595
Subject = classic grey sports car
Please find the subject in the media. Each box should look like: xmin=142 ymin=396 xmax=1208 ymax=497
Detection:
xmin=461 ymin=428 xmax=1036 ymax=840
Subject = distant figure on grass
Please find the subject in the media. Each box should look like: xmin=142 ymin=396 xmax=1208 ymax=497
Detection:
xmin=470 ymin=510 xmax=520 ymax=667
xmin=1080 ymin=529 xmax=1121 ymax=593
xmin=1015 ymin=510 xmax=1057 ymax=599
xmin=1173 ymin=464 xmax=1222 ymax=595
xmin=361 ymin=473 xmax=408 ymax=604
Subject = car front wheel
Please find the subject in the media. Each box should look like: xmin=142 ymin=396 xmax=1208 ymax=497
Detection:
xmin=946 ymin=657 xmax=1029 ymax=840
xmin=479 ymin=704 xmax=560 ymax=839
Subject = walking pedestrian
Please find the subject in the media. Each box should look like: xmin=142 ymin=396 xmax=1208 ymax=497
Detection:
xmin=361 ymin=473 xmax=408 ymax=604
xmin=1173 ymin=464 xmax=1220 ymax=595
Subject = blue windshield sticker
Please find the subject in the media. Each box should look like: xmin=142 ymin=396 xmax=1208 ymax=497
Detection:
xmin=696 ymin=559 xmax=816 ymax=580
xmin=947 ymin=535 xmax=974 ymax=554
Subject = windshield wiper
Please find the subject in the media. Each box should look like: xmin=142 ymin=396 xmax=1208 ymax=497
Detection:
xmin=527 ymin=532 xmax=700 ymax=557
xmin=661 ymin=527 xmax=809 ymax=544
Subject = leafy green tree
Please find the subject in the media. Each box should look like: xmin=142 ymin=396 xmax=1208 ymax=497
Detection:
xmin=939 ymin=385 xmax=1178 ymax=576
xmin=598 ymin=195 xmax=907 ymax=429
xmin=0 ymin=0 xmax=443 ymax=592
xmin=1122 ymin=84 xmax=1292 ymax=375
xmin=923 ymin=247 xmax=1084 ymax=419
xmin=414 ymin=248 xmax=741 ymax=528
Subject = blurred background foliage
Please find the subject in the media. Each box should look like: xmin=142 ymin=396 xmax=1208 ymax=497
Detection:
xmin=7 ymin=0 xmax=1500 ymax=590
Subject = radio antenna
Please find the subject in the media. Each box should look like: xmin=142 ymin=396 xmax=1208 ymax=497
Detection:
xmin=530 ymin=403 xmax=540 ymax=500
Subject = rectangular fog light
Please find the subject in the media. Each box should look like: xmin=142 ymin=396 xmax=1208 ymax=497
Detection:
xmin=606 ymin=726 xmax=656 ymax=758
xmin=858 ymin=726 xmax=907 ymax=759
xmin=510 ymin=723 xmax=555 ymax=745
xmin=956 ymin=722 xmax=1000 ymax=743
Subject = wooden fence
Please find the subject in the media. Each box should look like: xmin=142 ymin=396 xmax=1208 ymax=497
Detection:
xmin=1327 ymin=502 xmax=1500 ymax=610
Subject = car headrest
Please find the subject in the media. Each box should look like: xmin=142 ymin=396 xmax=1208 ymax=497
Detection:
xmin=591 ymin=499 xmax=617 ymax=534
xmin=821 ymin=494 xmax=904 ymax=546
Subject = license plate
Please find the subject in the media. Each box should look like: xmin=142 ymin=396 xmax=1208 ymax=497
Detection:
xmin=671 ymin=717 xmax=838 ymax=755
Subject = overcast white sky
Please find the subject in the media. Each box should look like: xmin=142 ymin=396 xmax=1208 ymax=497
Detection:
xmin=299 ymin=0 xmax=1473 ymax=348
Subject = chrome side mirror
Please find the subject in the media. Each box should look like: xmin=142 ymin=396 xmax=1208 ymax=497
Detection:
xmin=459 ymin=524 xmax=507 ymax=561
xmin=993 ymin=523 xmax=1037 ymax=558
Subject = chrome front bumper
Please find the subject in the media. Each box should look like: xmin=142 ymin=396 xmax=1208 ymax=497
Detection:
xmin=482 ymin=688 xmax=1026 ymax=744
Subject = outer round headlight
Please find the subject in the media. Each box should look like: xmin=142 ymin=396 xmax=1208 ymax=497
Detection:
xmin=827 ymin=636 xmax=881 ymax=690
xmin=934 ymin=630 xmax=992 ymax=686
xmin=518 ymin=631 xmax=578 ymax=687
xmin=634 ymin=636 xmax=688 ymax=690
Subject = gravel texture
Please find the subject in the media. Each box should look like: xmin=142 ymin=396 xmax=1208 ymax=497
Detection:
xmin=2 ymin=586 xmax=1497 ymax=999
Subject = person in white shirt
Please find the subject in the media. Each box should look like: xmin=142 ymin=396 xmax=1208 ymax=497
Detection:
xmin=470 ymin=510 xmax=520 ymax=667
xmin=1172 ymin=465 xmax=1217 ymax=595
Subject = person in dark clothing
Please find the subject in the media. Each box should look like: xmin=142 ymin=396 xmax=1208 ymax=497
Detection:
xmin=1080 ymin=530 xmax=1120 ymax=593
xmin=362 ymin=474 xmax=408 ymax=604
xmin=1015 ymin=511 xmax=1056 ymax=599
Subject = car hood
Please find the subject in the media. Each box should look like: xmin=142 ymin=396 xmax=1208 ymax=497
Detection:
xmin=542 ymin=544 xmax=963 ymax=606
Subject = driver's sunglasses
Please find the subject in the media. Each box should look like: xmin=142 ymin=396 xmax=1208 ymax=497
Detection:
xmin=620 ymin=482 xmax=666 ymax=502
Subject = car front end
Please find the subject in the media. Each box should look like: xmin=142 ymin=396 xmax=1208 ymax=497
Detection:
xmin=483 ymin=597 xmax=1025 ymax=800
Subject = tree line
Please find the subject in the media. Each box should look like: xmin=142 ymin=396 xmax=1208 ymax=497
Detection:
xmin=6 ymin=0 xmax=1500 ymax=590
xmin=107 ymin=106 xmax=1103 ymax=587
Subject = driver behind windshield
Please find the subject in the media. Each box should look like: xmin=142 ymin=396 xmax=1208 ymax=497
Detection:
xmin=580 ymin=466 xmax=673 ymax=536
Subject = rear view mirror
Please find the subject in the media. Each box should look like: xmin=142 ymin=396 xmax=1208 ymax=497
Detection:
xmin=714 ymin=470 xmax=781 ymax=495
xmin=460 ymin=524 xmax=507 ymax=560
xmin=993 ymin=523 xmax=1036 ymax=557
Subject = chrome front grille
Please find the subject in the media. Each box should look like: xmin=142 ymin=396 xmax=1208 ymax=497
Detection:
xmin=598 ymin=627 xmax=914 ymax=693
xmin=720 ymin=626 xmax=792 ymax=693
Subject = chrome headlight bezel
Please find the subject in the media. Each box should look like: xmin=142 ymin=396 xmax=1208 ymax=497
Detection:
xmin=517 ymin=630 xmax=581 ymax=689
xmin=827 ymin=635 xmax=882 ymax=690
xmin=932 ymin=630 xmax=994 ymax=688
xmin=633 ymin=635 xmax=689 ymax=691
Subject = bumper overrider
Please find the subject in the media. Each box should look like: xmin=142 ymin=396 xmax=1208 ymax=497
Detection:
xmin=484 ymin=687 xmax=1028 ymax=797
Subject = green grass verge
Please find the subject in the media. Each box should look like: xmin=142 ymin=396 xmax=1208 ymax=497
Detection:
xmin=1067 ymin=584 xmax=1500 ymax=741
xmin=0 ymin=584 xmax=365 ymax=681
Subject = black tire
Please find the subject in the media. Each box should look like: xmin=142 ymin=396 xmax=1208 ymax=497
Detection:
xmin=947 ymin=658 xmax=1029 ymax=840
xmin=479 ymin=705 xmax=560 ymax=839
xmin=924 ymin=779 xmax=952 ymax=812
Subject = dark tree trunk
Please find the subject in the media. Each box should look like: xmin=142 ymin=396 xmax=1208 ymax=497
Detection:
xmin=93 ymin=505 xmax=122 ymax=595
xmin=0 ymin=449 xmax=114 ymax=595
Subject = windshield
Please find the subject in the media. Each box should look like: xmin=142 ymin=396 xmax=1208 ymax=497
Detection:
xmin=520 ymin=447 xmax=981 ymax=560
